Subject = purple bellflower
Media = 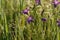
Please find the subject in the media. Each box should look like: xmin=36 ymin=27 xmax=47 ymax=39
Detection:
xmin=35 ymin=0 xmax=41 ymax=5
xmin=41 ymin=18 xmax=47 ymax=22
xmin=57 ymin=19 xmax=60 ymax=26
xmin=27 ymin=16 xmax=33 ymax=23
xmin=57 ymin=23 xmax=60 ymax=26
xmin=57 ymin=20 xmax=60 ymax=23
xmin=52 ymin=0 xmax=60 ymax=7
xmin=22 ymin=7 xmax=29 ymax=15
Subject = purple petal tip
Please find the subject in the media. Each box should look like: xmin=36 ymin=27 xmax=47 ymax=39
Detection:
xmin=27 ymin=16 xmax=33 ymax=23
xmin=41 ymin=18 xmax=47 ymax=22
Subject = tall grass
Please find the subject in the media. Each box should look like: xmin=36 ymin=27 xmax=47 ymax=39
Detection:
xmin=0 ymin=0 xmax=60 ymax=40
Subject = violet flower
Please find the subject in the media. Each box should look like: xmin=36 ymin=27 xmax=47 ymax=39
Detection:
xmin=57 ymin=23 xmax=60 ymax=26
xmin=52 ymin=0 xmax=60 ymax=7
xmin=41 ymin=18 xmax=47 ymax=22
xmin=57 ymin=19 xmax=60 ymax=26
xmin=35 ymin=0 xmax=41 ymax=5
xmin=27 ymin=16 xmax=33 ymax=23
xmin=22 ymin=8 xmax=29 ymax=15
xmin=57 ymin=20 xmax=60 ymax=23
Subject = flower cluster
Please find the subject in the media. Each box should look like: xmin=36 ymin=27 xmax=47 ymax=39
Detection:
xmin=22 ymin=7 xmax=34 ymax=23
xmin=21 ymin=0 xmax=60 ymax=24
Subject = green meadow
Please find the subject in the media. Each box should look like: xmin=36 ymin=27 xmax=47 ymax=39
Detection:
xmin=0 ymin=0 xmax=60 ymax=40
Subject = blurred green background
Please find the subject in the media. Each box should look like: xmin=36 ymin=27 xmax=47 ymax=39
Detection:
xmin=0 ymin=0 xmax=60 ymax=40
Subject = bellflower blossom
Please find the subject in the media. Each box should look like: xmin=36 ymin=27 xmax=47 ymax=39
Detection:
xmin=52 ymin=0 xmax=60 ymax=7
xmin=57 ymin=19 xmax=60 ymax=26
xmin=35 ymin=0 xmax=41 ymax=5
xmin=41 ymin=18 xmax=47 ymax=22
xmin=27 ymin=16 xmax=33 ymax=23
xmin=22 ymin=7 xmax=29 ymax=15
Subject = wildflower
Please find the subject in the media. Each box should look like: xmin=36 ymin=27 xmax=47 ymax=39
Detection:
xmin=57 ymin=23 xmax=60 ymax=26
xmin=35 ymin=0 xmax=41 ymax=5
xmin=22 ymin=7 xmax=29 ymax=14
xmin=27 ymin=16 xmax=33 ymax=23
xmin=57 ymin=19 xmax=60 ymax=26
xmin=41 ymin=18 xmax=47 ymax=22
xmin=56 ymin=20 xmax=60 ymax=23
xmin=52 ymin=0 xmax=60 ymax=7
